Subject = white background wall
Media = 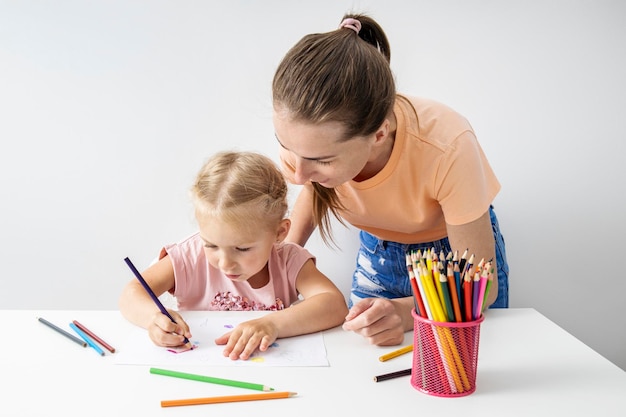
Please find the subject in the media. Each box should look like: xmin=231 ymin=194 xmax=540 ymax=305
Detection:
xmin=1 ymin=1 xmax=624 ymax=370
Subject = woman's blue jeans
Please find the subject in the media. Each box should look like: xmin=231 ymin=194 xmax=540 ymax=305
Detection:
xmin=349 ymin=205 xmax=509 ymax=309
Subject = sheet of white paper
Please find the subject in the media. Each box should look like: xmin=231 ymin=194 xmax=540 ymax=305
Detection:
xmin=114 ymin=314 xmax=329 ymax=367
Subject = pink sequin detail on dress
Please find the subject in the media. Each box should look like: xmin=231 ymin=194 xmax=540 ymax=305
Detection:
xmin=211 ymin=291 xmax=284 ymax=311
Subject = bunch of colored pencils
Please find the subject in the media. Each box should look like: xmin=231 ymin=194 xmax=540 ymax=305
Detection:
xmin=406 ymin=249 xmax=493 ymax=323
xmin=407 ymin=249 xmax=490 ymax=395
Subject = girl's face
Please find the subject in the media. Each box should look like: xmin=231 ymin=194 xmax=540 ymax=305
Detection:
xmin=273 ymin=110 xmax=377 ymax=188
xmin=196 ymin=214 xmax=289 ymax=287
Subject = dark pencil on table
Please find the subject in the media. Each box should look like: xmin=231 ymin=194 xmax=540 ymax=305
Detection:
xmin=373 ymin=368 xmax=412 ymax=382
xmin=38 ymin=316 xmax=87 ymax=347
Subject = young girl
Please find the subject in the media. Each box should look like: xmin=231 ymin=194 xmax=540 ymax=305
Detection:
xmin=118 ymin=151 xmax=348 ymax=360
xmin=272 ymin=13 xmax=509 ymax=346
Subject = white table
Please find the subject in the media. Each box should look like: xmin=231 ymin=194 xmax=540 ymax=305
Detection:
xmin=2 ymin=309 xmax=624 ymax=416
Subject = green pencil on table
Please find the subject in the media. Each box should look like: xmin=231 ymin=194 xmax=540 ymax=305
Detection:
xmin=150 ymin=367 xmax=274 ymax=391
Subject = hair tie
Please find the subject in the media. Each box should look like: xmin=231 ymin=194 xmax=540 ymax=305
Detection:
xmin=339 ymin=18 xmax=361 ymax=34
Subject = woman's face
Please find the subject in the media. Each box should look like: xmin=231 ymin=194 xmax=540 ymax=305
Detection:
xmin=273 ymin=110 xmax=376 ymax=188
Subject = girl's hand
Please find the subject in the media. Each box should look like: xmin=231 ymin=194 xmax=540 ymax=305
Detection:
xmin=214 ymin=318 xmax=279 ymax=360
xmin=147 ymin=310 xmax=191 ymax=347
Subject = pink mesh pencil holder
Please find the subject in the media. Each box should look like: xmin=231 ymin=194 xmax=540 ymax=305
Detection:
xmin=411 ymin=309 xmax=484 ymax=397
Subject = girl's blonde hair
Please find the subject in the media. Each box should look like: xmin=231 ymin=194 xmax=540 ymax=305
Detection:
xmin=272 ymin=13 xmax=395 ymax=245
xmin=192 ymin=151 xmax=288 ymax=232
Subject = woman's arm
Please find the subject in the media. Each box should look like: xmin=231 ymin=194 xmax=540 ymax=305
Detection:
xmin=343 ymin=210 xmax=497 ymax=346
xmin=446 ymin=210 xmax=498 ymax=306
xmin=285 ymin=183 xmax=317 ymax=246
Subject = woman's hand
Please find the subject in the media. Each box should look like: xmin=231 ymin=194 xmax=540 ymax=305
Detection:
xmin=342 ymin=297 xmax=414 ymax=346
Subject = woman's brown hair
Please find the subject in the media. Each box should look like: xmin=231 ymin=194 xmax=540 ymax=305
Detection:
xmin=272 ymin=13 xmax=396 ymax=245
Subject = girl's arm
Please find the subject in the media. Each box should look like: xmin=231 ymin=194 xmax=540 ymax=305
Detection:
xmin=118 ymin=256 xmax=191 ymax=346
xmin=216 ymin=259 xmax=348 ymax=360
xmin=270 ymin=259 xmax=348 ymax=338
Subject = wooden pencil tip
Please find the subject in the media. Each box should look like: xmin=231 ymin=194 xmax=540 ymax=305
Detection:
xmin=288 ymin=392 xmax=298 ymax=397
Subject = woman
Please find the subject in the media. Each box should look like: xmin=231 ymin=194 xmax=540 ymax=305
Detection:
xmin=271 ymin=13 xmax=509 ymax=346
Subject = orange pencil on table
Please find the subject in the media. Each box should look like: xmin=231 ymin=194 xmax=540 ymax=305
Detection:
xmin=161 ymin=391 xmax=297 ymax=407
